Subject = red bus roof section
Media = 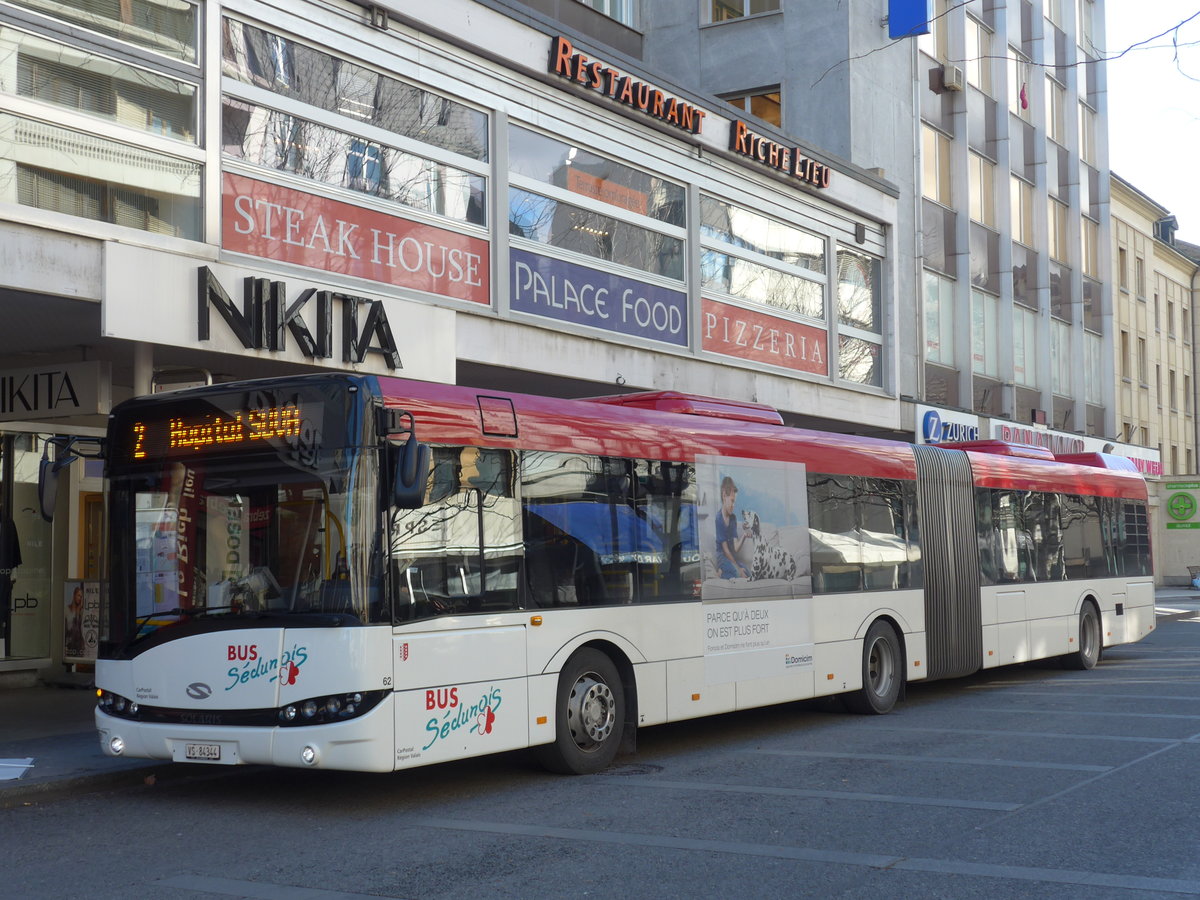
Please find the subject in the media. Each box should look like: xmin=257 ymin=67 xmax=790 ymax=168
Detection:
xmin=378 ymin=377 xmax=917 ymax=480
xmin=378 ymin=377 xmax=1146 ymax=499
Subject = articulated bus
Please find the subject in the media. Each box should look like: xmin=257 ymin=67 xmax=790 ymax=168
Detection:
xmin=87 ymin=373 xmax=1154 ymax=775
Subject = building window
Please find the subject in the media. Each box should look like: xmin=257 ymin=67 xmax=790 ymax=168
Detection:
xmin=1048 ymin=198 xmax=1069 ymax=262
xmin=1014 ymin=306 xmax=1039 ymax=387
xmin=972 ymin=289 xmax=1000 ymax=377
xmin=924 ymin=270 xmax=955 ymax=365
xmin=7 ymin=0 xmax=198 ymax=63
xmin=1187 ymin=374 xmax=1193 ymax=415
xmin=1079 ymin=103 xmax=1097 ymax=165
xmin=1052 ymin=320 xmax=1071 ymax=395
xmin=1011 ymin=177 xmax=1034 ymax=246
xmin=969 ymin=153 xmax=995 ymax=226
xmin=710 ymin=0 xmax=780 ymax=22
xmin=1135 ymin=257 xmax=1146 ymax=296
xmin=1170 ymin=370 xmax=1178 ymax=410
xmin=1077 ymin=0 xmax=1097 ymax=53
xmin=721 ymin=88 xmax=782 ymax=127
xmin=700 ymin=195 xmax=825 ymax=318
xmin=1168 ymin=301 xmax=1176 ymax=337
xmin=9 ymin=28 xmax=198 ymax=142
xmin=918 ymin=0 xmax=949 ymax=61
xmin=346 ymin=140 xmax=382 ymax=191
xmin=1009 ymin=51 xmax=1032 ymax=120
xmin=1081 ymin=217 xmax=1099 ymax=278
xmin=1046 ymin=77 xmax=1066 ymax=144
xmin=6 ymin=113 xmax=200 ymax=238
xmin=1118 ymin=246 xmax=1128 ymax=289
xmin=837 ymin=250 xmax=883 ymax=388
xmin=965 ymin=16 xmax=993 ymax=94
xmin=223 ymin=20 xmax=489 ymax=162
xmin=578 ymin=0 xmax=637 ymax=26
xmin=1085 ymin=332 xmax=1103 ymax=404
xmin=1137 ymin=337 xmax=1147 ymax=385
xmin=923 ymin=125 xmax=951 ymax=205
xmin=1120 ymin=330 xmax=1130 ymax=379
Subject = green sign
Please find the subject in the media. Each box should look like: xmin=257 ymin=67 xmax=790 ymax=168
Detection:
xmin=1166 ymin=492 xmax=1198 ymax=522
xmin=1166 ymin=482 xmax=1200 ymax=490
xmin=1167 ymin=522 xmax=1200 ymax=530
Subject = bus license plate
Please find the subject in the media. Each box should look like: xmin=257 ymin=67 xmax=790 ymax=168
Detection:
xmin=185 ymin=743 xmax=221 ymax=761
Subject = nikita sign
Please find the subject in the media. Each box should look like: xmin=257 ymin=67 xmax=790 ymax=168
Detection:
xmin=103 ymin=244 xmax=455 ymax=383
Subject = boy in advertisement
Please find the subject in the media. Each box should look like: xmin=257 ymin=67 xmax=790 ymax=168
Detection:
xmin=715 ymin=476 xmax=748 ymax=579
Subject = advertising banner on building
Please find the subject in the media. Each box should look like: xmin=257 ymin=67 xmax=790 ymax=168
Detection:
xmin=222 ymin=173 xmax=490 ymax=305
xmin=0 ymin=362 xmax=111 ymax=422
xmin=510 ymin=247 xmax=688 ymax=347
xmin=63 ymin=581 xmax=100 ymax=663
xmin=103 ymin=244 xmax=456 ymax=383
xmin=701 ymin=298 xmax=828 ymax=375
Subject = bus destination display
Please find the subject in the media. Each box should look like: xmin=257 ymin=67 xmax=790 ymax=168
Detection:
xmin=130 ymin=404 xmax=303 ymax=460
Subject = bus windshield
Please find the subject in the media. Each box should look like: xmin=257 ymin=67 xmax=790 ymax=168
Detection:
xmin=105 ymin=451 xmax=381 ymax=652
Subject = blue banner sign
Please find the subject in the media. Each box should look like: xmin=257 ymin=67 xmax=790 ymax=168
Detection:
xmin=510 ymin=248 xmax=688 ymax=347
xmin=922 ymin=409 xmax=979 ymax=443
xmin=889 ymin=0 xmax=932 ymax=39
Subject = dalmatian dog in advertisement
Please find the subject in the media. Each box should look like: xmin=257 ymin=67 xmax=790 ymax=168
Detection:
xmin=740 ymin=510 xmax=799 ymax=581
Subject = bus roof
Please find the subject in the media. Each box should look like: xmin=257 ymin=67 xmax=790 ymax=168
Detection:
xmin=379 ymin=377 xmax=918 ymax=480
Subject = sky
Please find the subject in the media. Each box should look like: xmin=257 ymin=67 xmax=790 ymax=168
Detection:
xmin=1104 ymin=3 xmax=1200 ymax=243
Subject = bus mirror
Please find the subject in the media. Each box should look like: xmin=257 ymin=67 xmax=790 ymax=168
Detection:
xmin=393 ymin=439 xmax=430 ymax=509
xmin=37 ymin=442 xmax=75 ymax=523
xmin=36 ymin=436 xmax=103 ymax=522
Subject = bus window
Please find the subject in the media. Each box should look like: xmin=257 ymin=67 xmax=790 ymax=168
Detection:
xmin=991 ymin=490 xmax=1023 ymax=583
xmin=635 ymin=460 xmax=699 ymax=603
xmin=521 ymin=452 xmax=639 ymax=606
xmin=389 ymin=446 xmax=520 ymax=620
xmin=859 ymin=478 xmax=912 ymax=590
xmin=1117 ymin=500 xmax=1151 ymax=576
xmin=808 ymin=474 xmax=861 ymax=593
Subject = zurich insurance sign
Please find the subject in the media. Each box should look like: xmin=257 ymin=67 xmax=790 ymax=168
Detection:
xmin=919 ymin=407 xmax=980 ymax=444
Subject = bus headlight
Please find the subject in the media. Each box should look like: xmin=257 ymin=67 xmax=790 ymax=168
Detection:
xmin=275 ymin=690 xmax=387 ymax=727
xmin=109 ymin=736 xmax=125 ymax=755
xmin=301 ymin=745 xmax=318 ymax=766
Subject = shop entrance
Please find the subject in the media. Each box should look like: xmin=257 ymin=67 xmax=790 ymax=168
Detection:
xmin=0 ymin=434 xmax=59 ymax=662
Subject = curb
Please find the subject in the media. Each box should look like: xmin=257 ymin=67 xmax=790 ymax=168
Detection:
xmin=0 ymin=761 xmax=243 ymax=808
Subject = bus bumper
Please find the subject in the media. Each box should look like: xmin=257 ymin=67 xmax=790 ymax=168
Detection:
xmin=95 ymin=692 xmax=397 ymax=773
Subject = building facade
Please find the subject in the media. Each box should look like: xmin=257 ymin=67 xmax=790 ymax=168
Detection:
xmin=1109 ymin=174 xmax=1196 ymax=475
xmin=633 ymin=1 xmax=1166 ymax=462
xmin=0 ymin=0 xmax=900 ymax=678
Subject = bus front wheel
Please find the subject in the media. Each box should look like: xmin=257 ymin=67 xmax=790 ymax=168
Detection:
xmin=1062 ymin=602 xmax=1101 ymax=670
xmin=844 ymin=620 xmax=902 ymax=715
xmin=535 ymin=649 xmax=625 ymax=775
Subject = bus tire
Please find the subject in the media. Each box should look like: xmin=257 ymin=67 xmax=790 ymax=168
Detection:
xmin=535 ymin=648 xmax=624 ymax=775
xmin=1062 ymin=602 xmax=1101 ymax=670
xmin=844 ymin=620 xmax=902 ymax=715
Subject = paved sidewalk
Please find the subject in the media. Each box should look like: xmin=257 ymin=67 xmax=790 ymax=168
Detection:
xmin=3 ymin=586 xmax=1200 ymax=807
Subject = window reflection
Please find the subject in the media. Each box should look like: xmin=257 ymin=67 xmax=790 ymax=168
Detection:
xmin=510 ymin=126 xmax=684 ymax=226
xmin=2 ymin=113 xmax=200 ymax=238
xmin=701 ymin=250 xmax=823 ymax=319
xmin=222 ymin=19 xmax=488 ymax=162
xmin=509 ymin=187 xmax=683 ymax=280
xmin=701 ymin=195 xmax=825 ymax=273
xmin=222 ymin=100 xmax=485 ymax=225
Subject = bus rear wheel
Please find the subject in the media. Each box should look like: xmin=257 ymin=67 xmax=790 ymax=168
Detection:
xmin=535 ymin=649 xmax=624 ymax=775
xmin=844 ymin=620 xmax=902 ymax=715
xmin=1062 ymin=602 xmax=1101 ymax=670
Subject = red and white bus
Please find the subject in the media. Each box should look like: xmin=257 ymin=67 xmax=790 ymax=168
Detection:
xmin=87 ymin=373 xmax=1154 ymax=775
